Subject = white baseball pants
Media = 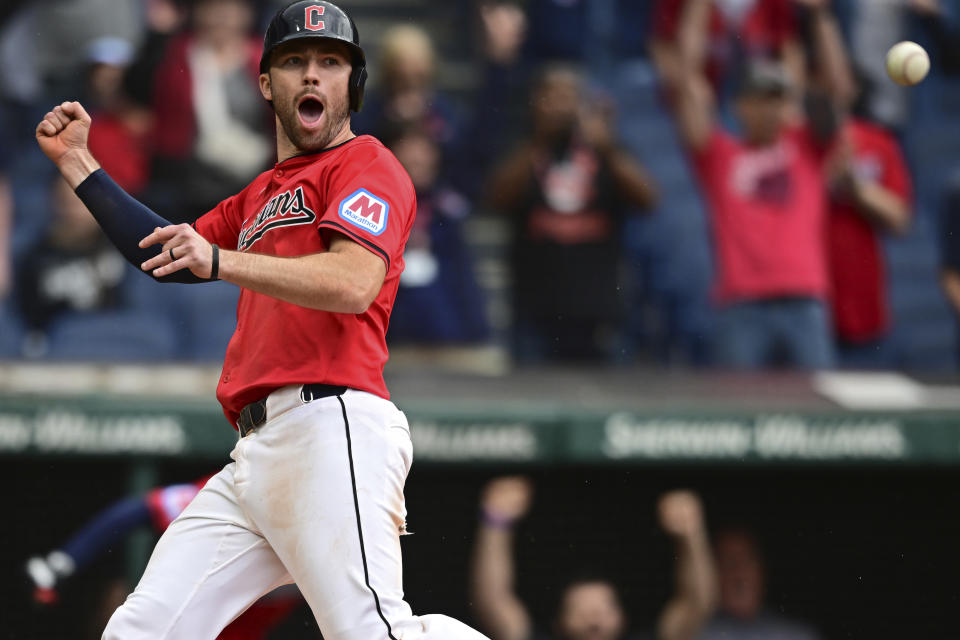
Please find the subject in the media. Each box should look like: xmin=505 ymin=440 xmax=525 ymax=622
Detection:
xmin=102 ymin=386 xmax=489 ymax=640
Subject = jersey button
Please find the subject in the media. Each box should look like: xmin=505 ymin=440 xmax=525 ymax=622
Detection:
xmin=276 ymin=169 xmax=285 ymax=178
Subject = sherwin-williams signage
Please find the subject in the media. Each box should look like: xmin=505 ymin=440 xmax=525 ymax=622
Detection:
xmin=2 ymin=395 xmax=959 ymax=464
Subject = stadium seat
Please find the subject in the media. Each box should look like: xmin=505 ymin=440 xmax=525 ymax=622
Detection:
xmin=6 ymin=109 xmax=57 ymax=264
xmin=0 ymin=300 xmax=24 ymax=357
xmin=43 ymin=310 xmax=178 ymax=361
xmin=614 ymin=59 xmax=716 ymax=364
xmin=175 ymin=280 xmax=240 ymax=362
xmin=122 ymin=267 xmax=238 ymax=361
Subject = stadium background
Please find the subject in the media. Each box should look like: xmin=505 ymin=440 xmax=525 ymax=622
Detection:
xmin=2 ymin=0 xmax=960 ymax=638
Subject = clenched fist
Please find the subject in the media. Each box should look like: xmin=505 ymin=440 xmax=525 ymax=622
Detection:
xmin=481 ymin=476 xmax=533 ymax=524
xmin=35 ymin=101 xmax=91 ymax=166
xmin=35 ymin=101 xmax=100 ymax=188
xmin=658 ymin=490 xmax=706 ymax=538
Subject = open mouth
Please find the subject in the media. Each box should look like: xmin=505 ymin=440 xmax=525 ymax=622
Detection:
xmin=297 ymin=95 xmax=325 ymax=127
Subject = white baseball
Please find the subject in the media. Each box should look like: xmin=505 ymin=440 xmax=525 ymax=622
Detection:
xmin=885 ymin=41 xmax=930 ymax=87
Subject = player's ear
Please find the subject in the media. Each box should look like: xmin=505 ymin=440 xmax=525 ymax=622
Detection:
xmin=259 ymin=73 xmax=273 ymax=102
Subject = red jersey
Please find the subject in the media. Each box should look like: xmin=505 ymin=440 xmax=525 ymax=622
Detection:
xmin=692 ymin=125 xmax=830 ymax=304
xmin=827 ymin=119 xmax=912 ymax=343
xmin=653 ymin=0 xmax=797 ymax=87
xmin=194 ymin=136 xmax=416 ymax=426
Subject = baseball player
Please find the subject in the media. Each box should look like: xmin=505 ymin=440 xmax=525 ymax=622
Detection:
xmin=34 ymin=2 xmax=491 ymax=639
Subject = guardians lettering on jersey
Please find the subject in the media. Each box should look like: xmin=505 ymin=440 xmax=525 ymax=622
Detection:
xmin=238 ymin=185 xmax=316 ymax=251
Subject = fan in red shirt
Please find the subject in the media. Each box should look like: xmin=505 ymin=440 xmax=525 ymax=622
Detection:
xmin=825 ymin=116 xmax=912 ymax=366
xmin=665 ymin=0 xmax=856 ymax=369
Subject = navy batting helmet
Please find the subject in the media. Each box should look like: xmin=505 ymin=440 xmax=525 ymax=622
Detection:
xmin=260 ymin=1 xmax=367 ymax=111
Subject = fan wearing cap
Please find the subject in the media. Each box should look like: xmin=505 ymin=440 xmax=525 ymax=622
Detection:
xmin=667 ymin=0 xmax=855 ymax=369
xmin=34 ymin=2 xmax=491 ymax=639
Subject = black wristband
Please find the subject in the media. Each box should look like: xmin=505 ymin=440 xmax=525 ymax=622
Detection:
xmin=210 ymin=244 xmax=220 ymax=281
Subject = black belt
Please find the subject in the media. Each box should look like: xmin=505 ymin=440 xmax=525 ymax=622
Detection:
xmin=237 ymin=383 xmax=347 ymax=437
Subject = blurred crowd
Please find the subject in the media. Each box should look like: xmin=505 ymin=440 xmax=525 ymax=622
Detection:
xmin=2 ymin=0 xmax=960 ymax=370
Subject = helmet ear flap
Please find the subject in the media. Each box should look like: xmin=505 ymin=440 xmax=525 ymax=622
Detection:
xmin=350 ymin=64 xmax=367 ymax=111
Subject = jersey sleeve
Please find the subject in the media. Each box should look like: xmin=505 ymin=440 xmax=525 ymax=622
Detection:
xmin=193 ymin=192 xmax=243 ymax=249
xmin=316 ymin=145 xmax=415 ymax=271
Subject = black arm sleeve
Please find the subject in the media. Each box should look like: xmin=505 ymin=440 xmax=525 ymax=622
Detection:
xmin=74 ymin=169 xmax=207 ymax=284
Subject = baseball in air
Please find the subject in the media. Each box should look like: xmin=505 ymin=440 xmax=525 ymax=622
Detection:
xmin=885 ymin=41 xmax=930 ymax=86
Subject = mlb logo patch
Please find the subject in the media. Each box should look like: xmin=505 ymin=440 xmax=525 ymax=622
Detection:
xmin=339 ymin=189 xmax=389 ymax=236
